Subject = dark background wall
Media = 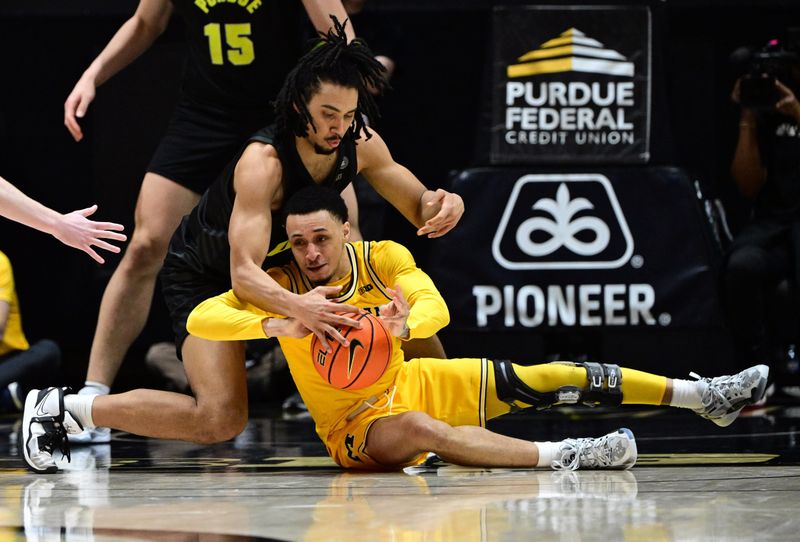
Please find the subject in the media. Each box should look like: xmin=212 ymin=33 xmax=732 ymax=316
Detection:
xmin=0 ymin=1 xmax=797 ymax=390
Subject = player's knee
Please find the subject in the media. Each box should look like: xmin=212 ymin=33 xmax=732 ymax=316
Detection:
xmin=193 ymin=403 xmax=248 ymax=444
xmin=398 ymin=411 xmax=450 ymax=449
xmin=121 ymin=230 xmax=171 ymax=272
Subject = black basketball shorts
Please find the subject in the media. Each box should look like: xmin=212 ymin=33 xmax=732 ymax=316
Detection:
xmin=147 ymin=97 xmax=273 ymax=194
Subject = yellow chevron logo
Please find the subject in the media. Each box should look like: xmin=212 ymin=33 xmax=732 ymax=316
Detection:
xmin=508 ymin=28 xmax=634 ymax=78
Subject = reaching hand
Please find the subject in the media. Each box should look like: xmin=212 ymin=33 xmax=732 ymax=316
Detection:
xmin=416 ymin=189 xmax=465 ymax=238
xmin=53 ymin=205 xmax=127 ymax=264
xmin=64 ymin=78 xmax=97 ymax=142
xmin=378 ymin=285 xmax=410 ymax=339
xmin=292 ymin=286 xmax=362 ymax=352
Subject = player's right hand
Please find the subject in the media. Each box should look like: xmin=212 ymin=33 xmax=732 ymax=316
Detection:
xmin=64 ymin=79 xmax=97 ymax=142
xmin=294 ymin=286 xmax=362 ymax=352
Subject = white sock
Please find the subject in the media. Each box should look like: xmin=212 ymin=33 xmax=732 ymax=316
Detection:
xmin=535 ymin=441 xmax=561 ymax=468
xmin=80 ymin=381 xmax=110 ymax=396
xmin=670 ymin=379 xmax=707 ymax=409
xmin=65 ymin=394 xmax=97 ymax=429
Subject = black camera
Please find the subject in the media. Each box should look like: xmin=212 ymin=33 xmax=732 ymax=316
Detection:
xmin=732 ymin=30 xmax=800 ymax=109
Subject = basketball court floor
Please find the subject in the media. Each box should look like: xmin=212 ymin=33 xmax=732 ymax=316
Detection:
xmin=1 ymin=403 xmax=799 ymax=541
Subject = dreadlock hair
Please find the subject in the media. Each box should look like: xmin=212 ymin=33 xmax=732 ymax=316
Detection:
xmin=273 ymin=15 xmax=389 ymax=141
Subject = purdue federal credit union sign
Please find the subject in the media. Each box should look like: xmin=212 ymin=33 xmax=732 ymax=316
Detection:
xmin=491 ymin=5 xmax=651 ymax=164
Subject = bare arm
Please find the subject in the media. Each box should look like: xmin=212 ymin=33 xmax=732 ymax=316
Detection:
xmin=0 ymin=176 xmax=126 ymax=263
xmin=731 ymin=110 xmax=767 ymax=199
xmin=729 ymin=77 xmax=767 ymax=199
xmin=341 ymin=183 xmax=362 ymax=241
xmin=64 ymin=0 xmax=173 ymax=141
xmin=301 ymin=0 xmax=355 ymax=40
xmin=228 ymin=145 xmax=360 ymax=350
xmin=357 ymin=129 xmax=464 ymax=238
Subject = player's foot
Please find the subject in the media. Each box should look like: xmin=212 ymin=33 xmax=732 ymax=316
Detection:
xmin=21 ymin=388 xmax=82 ymax=473
xmin=692 ymin=364 xmax=770 ymax=427
xmin=68 ymin=426 xmax=111 ymax=444
xmin=552 ymin=428 xmax=637 ymax=471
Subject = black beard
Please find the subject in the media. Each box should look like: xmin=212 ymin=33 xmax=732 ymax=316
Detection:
xmin=313 ymin=143 xmax=337 ymax=155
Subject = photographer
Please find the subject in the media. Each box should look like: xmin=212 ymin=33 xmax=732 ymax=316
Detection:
xmin=722 ymin=39 xmax=800 ymax=397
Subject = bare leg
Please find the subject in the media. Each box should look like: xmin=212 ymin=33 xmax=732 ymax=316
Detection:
xmin=87 ymin=173 xmax=200 ymax=386
xmin=366 ymin=411 xmax=539 ymax=468
xmin=91 ymin=337 xmax=248 ymax=443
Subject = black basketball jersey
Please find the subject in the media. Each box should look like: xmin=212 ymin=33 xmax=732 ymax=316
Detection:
xmin=175 ymin=124 xmax=359 ymax=281
xmin=170 ymin=0 xmax=307 ymax=108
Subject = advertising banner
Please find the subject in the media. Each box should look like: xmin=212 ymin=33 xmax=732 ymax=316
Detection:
xmin=491 ymin=5 xmax=651 ymax=164
xmin=429 ymin=168 xmax=722 ymax=332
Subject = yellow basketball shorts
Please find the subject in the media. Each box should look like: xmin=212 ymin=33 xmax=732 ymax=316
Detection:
xmin=326 ymin=357 xmax=491 ymax=469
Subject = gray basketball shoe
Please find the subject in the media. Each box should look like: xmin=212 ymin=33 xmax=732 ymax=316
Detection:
xmin=692 ymin=364 xmax=770 ymax=427
xmin=552 ymin=428 xmax=637 ymax=471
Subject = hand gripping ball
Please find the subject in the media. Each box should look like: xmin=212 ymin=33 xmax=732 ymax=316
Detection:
xmin=310 ymin=311 xmax=393 ymax=390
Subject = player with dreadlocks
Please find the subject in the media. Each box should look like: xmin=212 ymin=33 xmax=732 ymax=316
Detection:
xmin=20 ymin=17 xmax=464 ymax=472
xmin=275 ymin=17 xmax=385 ymax=143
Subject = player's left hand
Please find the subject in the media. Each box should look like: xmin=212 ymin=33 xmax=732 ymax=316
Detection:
xmin=417 ymin=189 xmax=464 ymax=238
xmin=378 ymin=285 xmax=411 ymax=339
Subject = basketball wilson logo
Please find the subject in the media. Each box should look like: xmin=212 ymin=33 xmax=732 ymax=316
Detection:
xmin=492 ymin=174 xmax=633 ymax=270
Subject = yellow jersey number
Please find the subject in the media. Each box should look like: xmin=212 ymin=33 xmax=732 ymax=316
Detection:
xmin=203 ymin=23 xmax=254 ymax=66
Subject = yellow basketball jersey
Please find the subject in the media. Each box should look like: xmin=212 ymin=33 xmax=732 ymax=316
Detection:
xmin=188 ymin=240 xmax=450 ymax=444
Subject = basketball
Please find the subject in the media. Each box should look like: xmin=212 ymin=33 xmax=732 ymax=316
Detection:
xmin=310 ymin=311 xmax=393 ymax=390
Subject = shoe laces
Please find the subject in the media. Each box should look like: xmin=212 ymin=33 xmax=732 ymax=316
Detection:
xmin=552 ymin=433 xmax=618 ymax=471
xmin=690 ymin=370 xmax=752 ymax=412
xmin=36 ymin=419 xmax=71 ymax=463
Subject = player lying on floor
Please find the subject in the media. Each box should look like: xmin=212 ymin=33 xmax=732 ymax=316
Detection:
xmin=21 ymin=186 xmax=769 ymax=472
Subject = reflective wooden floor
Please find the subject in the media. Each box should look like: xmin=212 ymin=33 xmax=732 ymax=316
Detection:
xmin=1 ymin=403 xmax=799 ymax=541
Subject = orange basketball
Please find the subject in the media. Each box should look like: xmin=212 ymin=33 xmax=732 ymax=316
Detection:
xmin=310 ymin=311 xmax=393 ymax=390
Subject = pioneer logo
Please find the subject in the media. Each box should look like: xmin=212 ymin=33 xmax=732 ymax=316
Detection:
xmin=492 ymin=174 xmax=633 ymax=270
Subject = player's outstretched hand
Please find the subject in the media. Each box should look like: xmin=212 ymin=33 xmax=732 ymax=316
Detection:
xmin=378 ymin=285 xmax=410 ymax=339
xmin=295 ymin=286 xmax=362 ymax=352
xmin=417 ymin=189 xmax=464 ymax=238
xmin=54 ymin=205 xmax=127 ymax=264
